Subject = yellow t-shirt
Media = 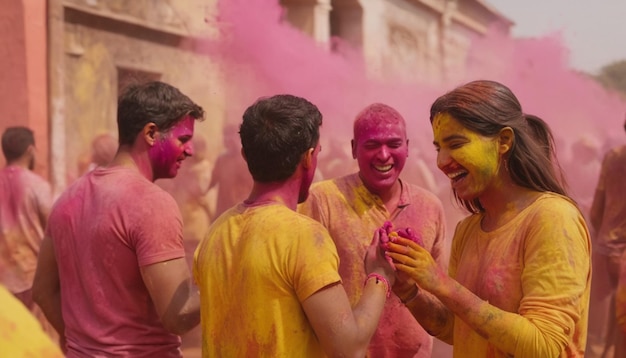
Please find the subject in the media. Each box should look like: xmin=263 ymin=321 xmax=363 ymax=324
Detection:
xmin=194 ymin=202 xmax=341 ymax=357
xmin=0 ymin=285 xmax=63 ymax=357
xmin=446 ymin=193 xmax=591 ymax=358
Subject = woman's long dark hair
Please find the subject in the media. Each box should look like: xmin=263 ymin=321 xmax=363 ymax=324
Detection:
xmin=430 ymin=80 xmax=569 ymax=214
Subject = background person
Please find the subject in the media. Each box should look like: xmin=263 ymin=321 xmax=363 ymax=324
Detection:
xmin=589 ymin=115 xmax=626 ymax=358
xmin=0 ymin=126 xmax=57 ymax=343
xmin=206 ymin=122 xmax=252 ymax=220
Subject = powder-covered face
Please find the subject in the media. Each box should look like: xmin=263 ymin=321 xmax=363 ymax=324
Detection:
xmin=432 ymin=113 xmax=500 ymax=201
xmin=352 ymin=117 xmax=408 ymax=196
xmin=150 ymin=116 xmax=195 ymax=180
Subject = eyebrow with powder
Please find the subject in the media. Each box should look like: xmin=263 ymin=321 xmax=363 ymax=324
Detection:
xmin=433 ymin=134 xmax=467 ymax=147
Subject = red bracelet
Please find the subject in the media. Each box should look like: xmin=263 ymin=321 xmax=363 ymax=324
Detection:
xmin=365 ymin=273 xmax=391 ymax=298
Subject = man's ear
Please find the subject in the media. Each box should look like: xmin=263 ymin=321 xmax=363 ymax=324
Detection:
xmin=498 ymin=127 xmax=514 ymax=154
xmin=26 ymin=144 xmax=35 ymax=156
xmin=302 ymin=147 xmax=315 ymax=170
xmin=142 ymin=123 xmax=158 ymax=146
xmin=240 ymin=147 xmax=247 ymax=163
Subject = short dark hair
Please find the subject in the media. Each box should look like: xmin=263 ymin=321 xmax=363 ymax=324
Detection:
xmin=430 ymin=80 xmax=567 ymax=213
xmin=240 ymin=94 xmax=322 ymax=182
xmin=117 ymin=81 xmax=204 ymax=145
xmin=2 ymin=126 xmax=35 ymax=162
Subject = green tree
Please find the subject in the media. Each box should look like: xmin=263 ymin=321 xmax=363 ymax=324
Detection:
xmin=595 ymin=60 xmax=626 ymax=97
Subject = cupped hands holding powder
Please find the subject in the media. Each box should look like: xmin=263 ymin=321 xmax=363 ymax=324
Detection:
xmin=378 ymin=221 xmax=424 ymax=268
xmin=379 ymin=221 xmax=424 ymax=248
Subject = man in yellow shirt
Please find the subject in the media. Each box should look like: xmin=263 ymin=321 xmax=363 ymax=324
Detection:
xmin=194 ymin=94 xmax=396 ymax=357
xmin=0 ymin=284 xmax=63 ymax=357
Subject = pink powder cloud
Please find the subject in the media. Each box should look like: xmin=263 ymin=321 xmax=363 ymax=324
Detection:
xmin=201 ymin=0 xmax=626 ymax=208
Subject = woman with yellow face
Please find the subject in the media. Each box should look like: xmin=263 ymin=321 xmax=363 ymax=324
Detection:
xmin=385 ymin=80 xmax=591 ymax=358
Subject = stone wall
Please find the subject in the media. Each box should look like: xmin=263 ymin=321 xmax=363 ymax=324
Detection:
xmin=0 ymin=0 xmax=49 ymax=178
xmin=49 ymin=0 xmax=224 ymax=193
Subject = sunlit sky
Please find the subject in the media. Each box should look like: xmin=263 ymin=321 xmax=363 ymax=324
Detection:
xmin=486 ymin=0 xmax=626 ymax=74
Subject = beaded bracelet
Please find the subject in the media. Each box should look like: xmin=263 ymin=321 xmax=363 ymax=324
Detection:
xmin=365 ymin=273 xmax=391 ymax=298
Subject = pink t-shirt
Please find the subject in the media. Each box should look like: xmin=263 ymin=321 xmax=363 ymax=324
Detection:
xmin=0 ymin=166 xmax=51 ymax=293
xmin=47 ymin=166 xmax=185 ymax=357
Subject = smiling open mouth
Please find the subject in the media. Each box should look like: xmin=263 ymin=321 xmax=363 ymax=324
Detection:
xmin=374 ymin=164 xmax=393 ymax=173
xmin=448 ymin=170 xmax=467 ymax=182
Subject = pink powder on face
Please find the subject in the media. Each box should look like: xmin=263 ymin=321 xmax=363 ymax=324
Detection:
xmin=151 ymin=117 xmax=195 ymax=179
xmin=353 ymin=120 xmax=409 ymax=196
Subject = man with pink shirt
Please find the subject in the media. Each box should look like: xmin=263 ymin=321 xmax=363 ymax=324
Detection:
xmin=0 ymin=126 xmax=56 ymax=340
xmin=299 ymin=103 xmax=447 ymax=357
xmin=33 ymin=81 xmax=204 ymax=357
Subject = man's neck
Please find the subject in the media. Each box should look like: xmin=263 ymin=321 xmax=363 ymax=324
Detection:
xmin=245 ymin=180 xmax=300 ymax=211
xmin=361 ymin=176 xmax=403 ymax=211
xmin=109 ymin=147 xmax=154 ymax=182
xmin=6 ymin=157 xmax=31 ymax=170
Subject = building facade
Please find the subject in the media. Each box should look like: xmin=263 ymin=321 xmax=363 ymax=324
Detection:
xmin=1 ymin=0 xmax=509 ymax=194
xmin=280 ymin=0 xmax=511 ymax=83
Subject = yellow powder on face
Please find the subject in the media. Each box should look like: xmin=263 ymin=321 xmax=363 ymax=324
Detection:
xmin=431 ymin=113 xmax=443 ymax=134
xmin=432 ymin=113 xmax=450 ymax=146
xmin=432 ymin=113 xmax=503 ymax=194
xmin=433 ymin=113 xmax=492 ymax=165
